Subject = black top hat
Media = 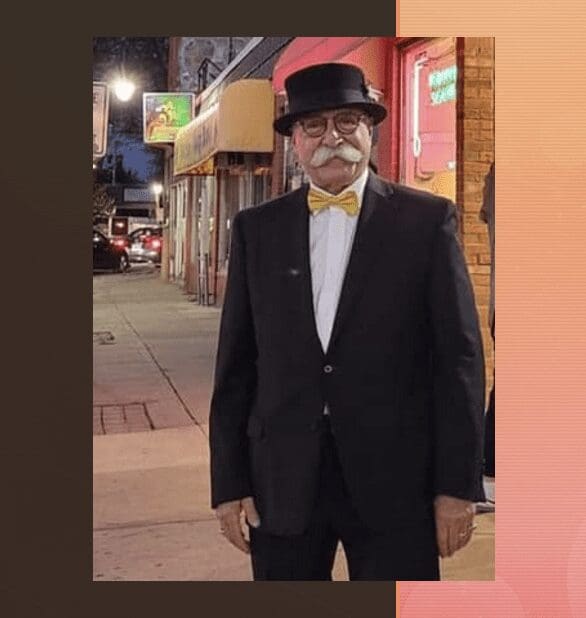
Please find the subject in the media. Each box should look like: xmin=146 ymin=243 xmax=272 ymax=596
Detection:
xmin=274 ymin=63 xmax=387 ymax=137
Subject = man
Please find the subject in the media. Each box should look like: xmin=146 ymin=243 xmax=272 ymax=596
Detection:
xmin=209 ymin=63 xmax=485 ymax=581
xmin=478 ymin=162 xmax=495 ymax=511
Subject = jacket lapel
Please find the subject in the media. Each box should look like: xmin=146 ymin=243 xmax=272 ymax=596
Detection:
xmin=327 ymin=174 xmax=397 ymax=352
xmin=288 ymin=185 xmax=326 ymax=360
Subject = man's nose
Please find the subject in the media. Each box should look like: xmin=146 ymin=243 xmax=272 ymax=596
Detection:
xmin=321 ymin=119 xmax=342 ymax=146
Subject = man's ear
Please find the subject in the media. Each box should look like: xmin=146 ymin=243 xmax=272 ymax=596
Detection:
xmin=290 ymin=130 xmax=300 ymax=157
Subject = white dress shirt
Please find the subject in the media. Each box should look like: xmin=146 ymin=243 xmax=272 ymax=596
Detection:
xmin=309 ymin=169 xmax=369 ymax=354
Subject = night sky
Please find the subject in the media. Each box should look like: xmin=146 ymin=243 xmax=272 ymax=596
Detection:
xmin=93 ymin=38 xmax=169 ymax=184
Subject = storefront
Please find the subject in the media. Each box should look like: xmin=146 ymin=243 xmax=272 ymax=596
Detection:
xmin=168 ymin=176 xmax=189 ymax=282
xmin=173 ymin=78 xmax=274 ymax=303
xmin=272 ymin=36 xmax=460 ymax=202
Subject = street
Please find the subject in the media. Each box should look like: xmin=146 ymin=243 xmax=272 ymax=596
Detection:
xmin=93 ymin=268 xmax=494 ymax=581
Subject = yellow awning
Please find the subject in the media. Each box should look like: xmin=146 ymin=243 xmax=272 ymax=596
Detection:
xmin=174 ymin=79 xmax=275 ymax=176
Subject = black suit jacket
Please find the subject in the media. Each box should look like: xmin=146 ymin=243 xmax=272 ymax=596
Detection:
xmin=209 ymin=174 xmax=485 ymax=536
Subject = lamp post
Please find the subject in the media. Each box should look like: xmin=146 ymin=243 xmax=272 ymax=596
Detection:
xmin=109 ymin=36 xmax=137 ymax=185
xmin=108 ymin=125 xmax=121 ymax=186
xmin=110 ymin=39 xmax=136 ymax=184
xmin=113 ymin=37 xmax=136 ymax=102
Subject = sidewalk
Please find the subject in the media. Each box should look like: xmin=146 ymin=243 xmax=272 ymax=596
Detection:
xmin=93 ymin=267 xmax=494 ymax=581
xmin=93 ymin=268 xmax=255 ymax=580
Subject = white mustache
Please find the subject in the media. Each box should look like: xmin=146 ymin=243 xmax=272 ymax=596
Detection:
xmin=310 ymin=144 xmax=364 ymax=167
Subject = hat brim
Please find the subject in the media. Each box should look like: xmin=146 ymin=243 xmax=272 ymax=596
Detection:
xmin=274 ymin=101 xmax=387 ymax=137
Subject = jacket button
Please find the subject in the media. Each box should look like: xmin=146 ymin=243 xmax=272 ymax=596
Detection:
xmin=323 ymin=364 xmax=333 ymax=374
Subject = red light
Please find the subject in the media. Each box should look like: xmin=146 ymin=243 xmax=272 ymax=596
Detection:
xmin=112 ymin=238 xmax=127 ymax=248
xmin=151 ymin=239 xmax=161 ymax=249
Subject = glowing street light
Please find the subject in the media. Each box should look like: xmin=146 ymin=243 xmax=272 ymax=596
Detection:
xmin=113 ymin=76 xmax=136 ymax=102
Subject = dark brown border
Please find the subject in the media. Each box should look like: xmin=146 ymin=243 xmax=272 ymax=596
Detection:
xmin=5 ymin=2 xmax=396 ymax=617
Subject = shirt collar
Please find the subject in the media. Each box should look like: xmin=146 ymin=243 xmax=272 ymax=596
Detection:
xmin=309 ymin=169 xmax=369 ymax=215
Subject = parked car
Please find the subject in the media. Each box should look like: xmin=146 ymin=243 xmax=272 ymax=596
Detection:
xmin=127 ymin=226 xmax=162 ymax=264
xmin=93 ymin=228 xmax=130 ymax=273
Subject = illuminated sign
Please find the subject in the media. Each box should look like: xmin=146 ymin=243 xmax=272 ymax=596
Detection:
xmin=93 ymin=82 xmax=109 ymax=158
xmin=174 ymin=105 xmax=219 ymax=175
xmin=403 ymin=38 xmax=457 ymax=201
xmin=124 ymin=188 xmax=155 ymax=203
xmin=143 ymin=93 xmax=194 ymax=144
xmin=429 ymin=65 xmax=457 ymax=105
xmin=173 ymin=80 xmax=274 ymax=176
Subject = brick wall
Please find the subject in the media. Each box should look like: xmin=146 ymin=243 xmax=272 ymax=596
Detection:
xmin=174 ymin=37 xmax=252 ymax=93
xmin=168 ymin=37 xmax=179 ymax=91
xmin=457 ymin=37 xmax=495 ymax=387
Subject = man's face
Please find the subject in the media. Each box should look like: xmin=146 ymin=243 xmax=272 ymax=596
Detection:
xmin=291 ymin=107 xmax=373 ymax=194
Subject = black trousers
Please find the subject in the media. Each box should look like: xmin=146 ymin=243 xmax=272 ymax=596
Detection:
xmin=249 ymin=417 xmax=439 ymax=581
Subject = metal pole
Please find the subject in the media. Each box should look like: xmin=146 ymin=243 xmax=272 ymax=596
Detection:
xmin=109 ymin=123 xmax=116 ymax=186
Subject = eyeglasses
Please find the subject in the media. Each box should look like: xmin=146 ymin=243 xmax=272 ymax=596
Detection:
xmin=296 ymin=110 xmax=370 ymax=138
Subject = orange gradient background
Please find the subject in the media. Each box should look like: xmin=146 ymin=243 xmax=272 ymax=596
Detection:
xmin=398 ymin=1 xmax=586 ymax=616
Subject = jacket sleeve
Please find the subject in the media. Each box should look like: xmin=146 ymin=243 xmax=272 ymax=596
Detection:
xmin=209 ymin=211 xmax=257 ymax=508
xmin=428 ymin=201 xmax=486 ymax=502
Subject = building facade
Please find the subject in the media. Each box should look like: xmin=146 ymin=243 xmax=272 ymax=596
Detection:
xmin=164 ymin=37 xmax=293 ymax=302
xmin=159 ymin=36 xmax=495 ymax=379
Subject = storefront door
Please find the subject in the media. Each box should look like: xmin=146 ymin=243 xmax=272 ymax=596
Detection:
xmin=400 ymin=37 xmax=457 ymax=201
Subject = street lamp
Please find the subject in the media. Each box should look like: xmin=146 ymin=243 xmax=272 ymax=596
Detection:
xmin=112 ymin=37 xmax=136 ymax=102
xmin=113 ymin=76 xmax=136 ymax=102
xmin=108 ymin=126 xmax=122 ymax=186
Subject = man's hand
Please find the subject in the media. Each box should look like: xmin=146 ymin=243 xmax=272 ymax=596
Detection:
xmin=434 ymin=495 xmax=476 ymax=558
xmin=215 ymin=496 xmax=261 ymax=554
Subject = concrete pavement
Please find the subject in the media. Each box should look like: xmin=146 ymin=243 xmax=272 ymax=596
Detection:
xmin=93 ymin=266 xmax=494 ymax=581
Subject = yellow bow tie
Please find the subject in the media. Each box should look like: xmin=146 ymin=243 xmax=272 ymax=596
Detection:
xmin=307 ymin=188 xmax=360 ymax=216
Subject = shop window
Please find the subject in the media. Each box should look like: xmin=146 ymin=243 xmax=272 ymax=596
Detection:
xmin=227 ymin=153 xmax=245 ymax=166
xmin=400 ymin=37 xmax=457 ymax=201
xmin=222 ymin=172 xmax=241 ymax=268
xmin=194 ymin=175 xmax=215 ymax=259
xmin=253 ymin=171 xmax=270 ymax=205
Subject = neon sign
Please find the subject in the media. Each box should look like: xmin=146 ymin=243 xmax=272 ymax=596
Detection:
xmin=429 ymin=65 xmax=457 ymax=106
